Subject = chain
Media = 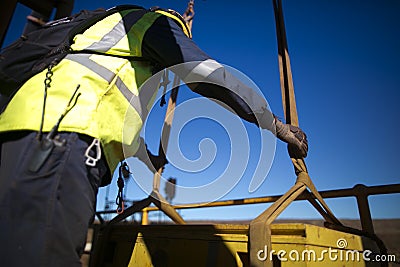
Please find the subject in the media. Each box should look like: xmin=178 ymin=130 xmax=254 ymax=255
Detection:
xmin=183 ymin=0 xmax=195 ymax=24
xmin=116 ymin=161 xmax=130 ymax=214
xmin=38 ymin=62 xmax=56 ymax=140
xmin=115 ymin=161 xmax=131 ymax=214
xmin=116 ymin=176 xmax=124 ymax=214
xmin=44 ymin=64 xmax=54 ymax=89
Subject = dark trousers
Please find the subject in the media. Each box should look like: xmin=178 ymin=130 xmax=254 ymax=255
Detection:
xmin=0 ymin=131 xmax=104 ymax=267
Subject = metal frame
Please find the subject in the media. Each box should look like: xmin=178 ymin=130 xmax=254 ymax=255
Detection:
xmin=94 ymin=183 xmax=399 ymax=266
xmin=4 ymin=2 xmax=396 ymax=266
xmin=97 ymin=183 xmax=400 ymax=233
xmin=94 ymin=3 xmax=397 ymax=266
xmin=248 ymin=0 xmax=340 ymax=265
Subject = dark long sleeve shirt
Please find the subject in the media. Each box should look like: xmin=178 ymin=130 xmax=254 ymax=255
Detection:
xmin=142 ymin=15 xmax=274 ymax=130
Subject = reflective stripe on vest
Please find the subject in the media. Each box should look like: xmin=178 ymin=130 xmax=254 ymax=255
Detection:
xmin=65 ymin=53 xmax=161 ymax=123
xmin=68 ymin=9 xmax=165 ymax=122
xmin=82 ymin=9 xmax=147 ymax=53
xmin=71 ymin=9 xmax=162 ymax=58
xmin=65 ymin=53 xmax=144 ymax=120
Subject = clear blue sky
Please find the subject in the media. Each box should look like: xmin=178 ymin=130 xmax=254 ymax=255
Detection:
xmin=3 ymin=0 xmax=399 ymax=221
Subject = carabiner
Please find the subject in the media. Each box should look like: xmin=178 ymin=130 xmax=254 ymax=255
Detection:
xmin=85 ymin=138 xmax=101 ymax=167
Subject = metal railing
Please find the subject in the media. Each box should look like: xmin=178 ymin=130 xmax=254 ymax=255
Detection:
xmin=96 ymin=183 xmax=400 ymax=234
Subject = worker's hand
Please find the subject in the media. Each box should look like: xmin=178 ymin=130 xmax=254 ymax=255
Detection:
xmin=147 ymin=150 xmax=168 ymax=173
xmin=134 ymin=137 xmax=168 ymax=173
xmin=274 ymin=116 xmax=308 ymax=158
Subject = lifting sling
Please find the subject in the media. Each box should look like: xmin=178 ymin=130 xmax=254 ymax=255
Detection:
xmin=103 ymin=0 xmax=195 ymax=227
xmin=249 ymin=1 xmax=343 ymax=266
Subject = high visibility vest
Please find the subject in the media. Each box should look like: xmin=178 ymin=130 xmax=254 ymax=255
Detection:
xmin=0 ymin=8 xmax=189 ymax=172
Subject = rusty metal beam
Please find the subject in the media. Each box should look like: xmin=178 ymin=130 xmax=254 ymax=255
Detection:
xmin=96 ymin=183 xmax=400 ymax=215
xmin=146 ymin=1 xmax=197 ymax=225
xmin=103 ymin=0 xmax=197 ymax=227
xmin=354 ymin=184 xmax=375 ymax=234
xmin=248 ymin=0 xmax=342 ymax=265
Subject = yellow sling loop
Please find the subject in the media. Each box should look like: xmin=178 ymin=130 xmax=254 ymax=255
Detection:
xmin=249 ymin=1 xmax=342 ymax=266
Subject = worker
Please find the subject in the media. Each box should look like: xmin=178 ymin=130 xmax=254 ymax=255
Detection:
xmin=0 ymin=5 xmax=308 ymax=267
xmin=22 ymin=0 xmax=75 ymax=36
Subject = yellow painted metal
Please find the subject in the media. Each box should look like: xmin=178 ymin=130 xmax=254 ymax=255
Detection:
xmin=128 ymin=224 xmax=248 ymax=267
xmin=93 ymin=223 xmax=380 ymax=267
xmin=269 ymin=224 xmax=379 ymax=267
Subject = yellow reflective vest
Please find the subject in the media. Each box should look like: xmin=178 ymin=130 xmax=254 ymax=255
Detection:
xmin=0 ymin=8 xmax=188 ymax=173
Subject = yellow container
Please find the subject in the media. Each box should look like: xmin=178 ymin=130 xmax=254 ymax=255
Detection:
xmin=266 ymin=224 xmax=380 ymax=266
xmin=91 ymin=223 xmax=380 ymax=267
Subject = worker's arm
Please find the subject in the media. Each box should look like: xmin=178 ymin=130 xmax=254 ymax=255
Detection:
xmin=142 ymin=16 xmax=269 ymax=127
xmin=142 ymin=16 xmax=307 ymax=158
xmin=134 ymin=137 xmax=168 ymax=173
